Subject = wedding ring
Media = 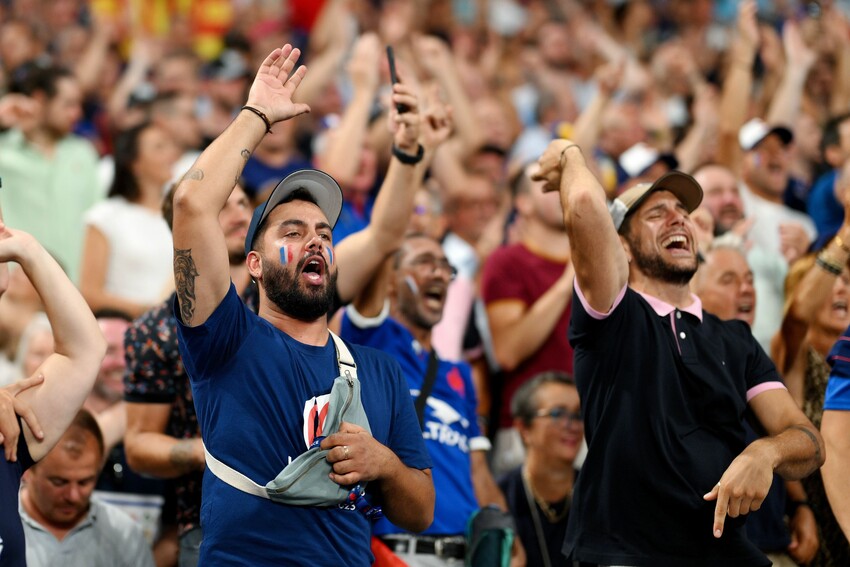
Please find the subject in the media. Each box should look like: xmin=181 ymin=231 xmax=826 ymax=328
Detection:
xmin=343 ymin=445 xmax=350 ymax=459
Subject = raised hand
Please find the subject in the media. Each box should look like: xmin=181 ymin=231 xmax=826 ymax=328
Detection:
xmin=419 ymin=85 xmax=453 ymax=152
xmin=737 ymin=0 xmax=760 ymax=53
xmin=347 ymin=33 xmax=381 ymax=96
xmin=0 ymin=222 xmax=34 ymax=265
xmin=0 ymin=374 xmax=45 ymax=462
xmin=532 ymin=139 xmax=581 ymax=193
xmin=245 ymin=45 xmax=311 ymax=125
xmin=389 ymin=82 xmax=421 ymax=152
xmin=0 ymin=94 xmax=39 ymax=130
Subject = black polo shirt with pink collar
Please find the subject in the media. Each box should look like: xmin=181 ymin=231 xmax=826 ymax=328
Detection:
xmin=563 ymin=283 xmax=783 ymax=567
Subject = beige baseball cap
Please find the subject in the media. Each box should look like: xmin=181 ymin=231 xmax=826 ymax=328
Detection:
xmin=609 ymin=171 xmax=703 ymax=232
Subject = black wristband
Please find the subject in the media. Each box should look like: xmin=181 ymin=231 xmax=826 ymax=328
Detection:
xmin=392 ymin=144 xmax=424 ymax=165
xmin=786 ymin=499 xmax=810 ymax=516
xmin=240 ymin=105 xmax=273 ymax=134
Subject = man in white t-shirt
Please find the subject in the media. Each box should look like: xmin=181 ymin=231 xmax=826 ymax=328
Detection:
xmin=738 ymin=118 xmax=817 ymax=259
xmin=736 ymin=119 xmax=818 ymax=349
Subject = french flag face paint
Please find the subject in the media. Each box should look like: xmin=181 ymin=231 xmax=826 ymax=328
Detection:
xmin=279 ymin=245 xmax=294 ymax=265
xmin=326 ymin=246 xmax=333 ymax=265
xmin=404 ymin=275 xmax=419 ymax=295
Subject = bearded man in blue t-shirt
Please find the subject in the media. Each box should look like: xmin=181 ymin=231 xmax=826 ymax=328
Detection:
xmin=169 ymin=44 xmax=434 ymax=566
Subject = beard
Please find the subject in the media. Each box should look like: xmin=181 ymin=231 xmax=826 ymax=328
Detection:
xmin=262 ymin=254 xmax=338 ymax=321
xmin=630 ymin=239 xmax=697 ymax=286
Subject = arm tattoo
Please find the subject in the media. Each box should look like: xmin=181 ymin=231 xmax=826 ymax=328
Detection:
xmin=183 ymin=168 xmax=204 ymax=181
xmin=237 ymin=149 xmax=250 ymax=184
xmin=789 ymin=424 xmax=822 ymax=462
xmin=170 ymin=439 xmax=201 ymax=473
xmin=173 ymin=248 xmax=200 ymax=323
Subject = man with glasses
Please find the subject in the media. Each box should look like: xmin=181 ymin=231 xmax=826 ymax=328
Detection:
xmin=337 ymin=232 xmax=521 ymax=566
xmin=500 ymin=372 xmax=582 ymax=567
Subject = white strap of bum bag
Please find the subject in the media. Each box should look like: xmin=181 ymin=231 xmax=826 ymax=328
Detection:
xmin=203 ymin=331 xmax=357 ymax=499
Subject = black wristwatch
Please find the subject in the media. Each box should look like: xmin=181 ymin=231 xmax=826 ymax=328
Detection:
xmin=392 ymin=144 xmax=425 ymax=165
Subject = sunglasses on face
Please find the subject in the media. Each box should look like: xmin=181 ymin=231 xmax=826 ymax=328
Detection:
xmin=533 ymin=407 xmax=583 ymax=426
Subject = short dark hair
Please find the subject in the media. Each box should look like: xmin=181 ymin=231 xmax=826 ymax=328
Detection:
xmin=511 ymin=371 xmax=575 ymax=425
xmin=821 ymin=112 xmax=850 ymax=156
xmin=9 ymin=62 xmax=74 ymax=99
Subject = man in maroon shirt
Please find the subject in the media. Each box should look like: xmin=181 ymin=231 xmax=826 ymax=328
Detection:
xmin=481 ymin=162 xmax=575 ymax=474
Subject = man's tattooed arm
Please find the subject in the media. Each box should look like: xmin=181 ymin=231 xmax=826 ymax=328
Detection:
xmin=182 ymin=168 xmax=204 ymax=182
xmin=170 ymin=439 xmax=204 ymax=474
xmin=789 ymin=424 xmax=823 ymax=464
xmin=173 ymin=248 xmax=200 ymax=323
xmin=237 ymin=149 xmax=250 ymax=183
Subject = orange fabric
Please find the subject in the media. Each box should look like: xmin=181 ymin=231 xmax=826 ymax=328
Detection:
xmin=370 ymin=536 xmax=409 ymax=567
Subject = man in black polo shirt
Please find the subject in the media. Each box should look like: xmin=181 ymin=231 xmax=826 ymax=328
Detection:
xmin=531 ymin=139 xmax=825 ymax=567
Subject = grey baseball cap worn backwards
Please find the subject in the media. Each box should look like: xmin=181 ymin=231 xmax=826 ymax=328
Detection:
xmin=609 ymin=171 xmax=703 ymax=232
xmin=244 ymin=169 xmax=344 ymax=256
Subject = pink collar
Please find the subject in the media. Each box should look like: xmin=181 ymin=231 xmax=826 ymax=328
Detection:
xmin=636 ymin=290 xmax=704 ymax=323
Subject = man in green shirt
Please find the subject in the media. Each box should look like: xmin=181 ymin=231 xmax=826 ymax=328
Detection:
xmin=0 ymin=64 xmax=102 ymax=284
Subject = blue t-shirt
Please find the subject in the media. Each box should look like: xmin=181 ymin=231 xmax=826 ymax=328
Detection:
xmin=826 ymin=332 xmax=850 ymax=411
xmin=806 ymin=170 xmax=841 ymax=244
xmin=341 ymin=309 xmax=480 ymax=536
xmin=175 ymin=286 xmax=431 ymax=566
xmin=0 ymin=420 xmax=33 ymax=567
xmin=333 ymin=198 xmax=374 ymax=245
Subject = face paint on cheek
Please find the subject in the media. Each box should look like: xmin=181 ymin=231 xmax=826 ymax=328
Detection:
xmin=326 ymin=247 xmax=333 ymax=265
xmin=404 ymin=275 xmax=419 ymax=295
xmin=279 ymin=245 xmax=293 ymax=265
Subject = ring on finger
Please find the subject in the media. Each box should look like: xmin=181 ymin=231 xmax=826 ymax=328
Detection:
xmin=343 ymin=445 xmax=350 ymax=460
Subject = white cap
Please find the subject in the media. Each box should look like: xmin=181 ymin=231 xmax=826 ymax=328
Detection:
xmin=619 ymin=142 xmax=678 ymax=179
xmin=738 ymin=118 xmax=793 ymax=151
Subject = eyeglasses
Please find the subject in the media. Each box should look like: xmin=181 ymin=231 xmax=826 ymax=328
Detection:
xmin=407 ymin=254 xmax=458 ymax=280
xmin=533 ymin=407 xmax=582 ymax=426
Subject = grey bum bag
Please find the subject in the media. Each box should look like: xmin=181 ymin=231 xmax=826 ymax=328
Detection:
xmin=203 ymin=331 xmax=372 ymax=506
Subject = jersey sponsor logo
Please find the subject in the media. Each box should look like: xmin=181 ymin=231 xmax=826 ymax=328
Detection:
xmin=302 ymin=393 xmax=331 ymax=449
xmin=447 ymin=367 xmax=465 ymax=397
xmin=421 ymin=397 xmax=470 ymax=452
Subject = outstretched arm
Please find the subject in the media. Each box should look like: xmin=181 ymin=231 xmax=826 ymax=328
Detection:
xmin=0 ymin=224 xmax=107 ymax=462
xmin=171 ymin=45 xmax=310 ymax=327
xmin=334 ymin=81 xmax=422 ymax=304
xmin=532 ymin=141 xmax=629 ymax=313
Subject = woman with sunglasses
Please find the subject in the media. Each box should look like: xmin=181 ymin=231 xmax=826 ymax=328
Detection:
xmin=499 ymin=371 xmax=583 ymax=567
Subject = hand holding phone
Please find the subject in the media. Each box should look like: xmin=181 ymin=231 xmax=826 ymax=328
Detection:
xmin=386 ymin=45 xmax=410 ymax=114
